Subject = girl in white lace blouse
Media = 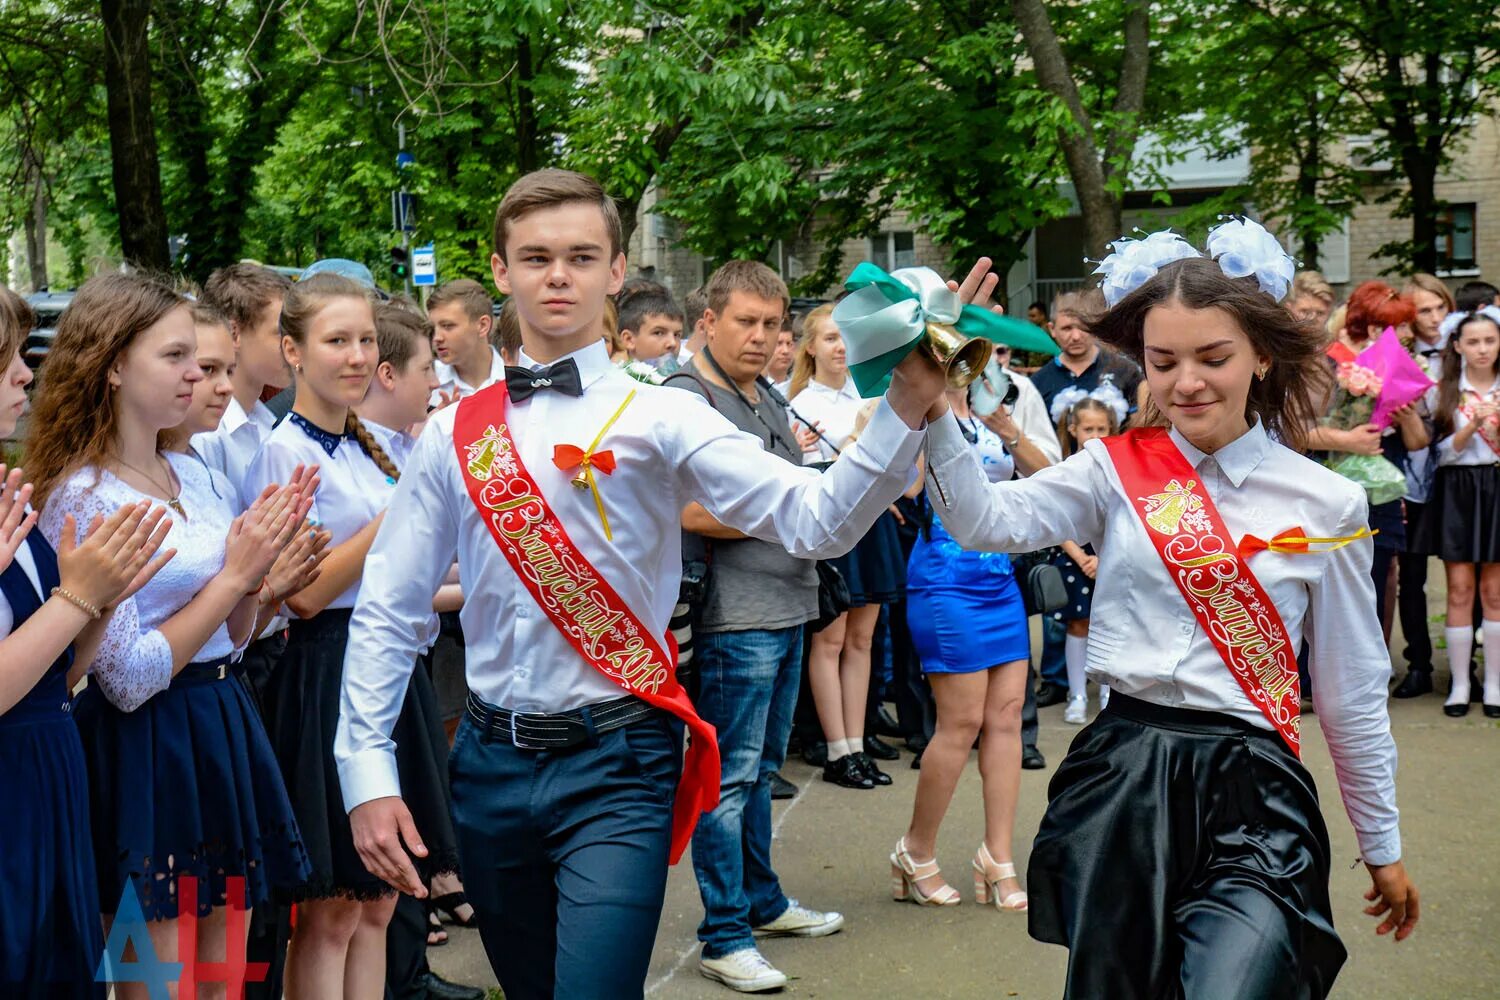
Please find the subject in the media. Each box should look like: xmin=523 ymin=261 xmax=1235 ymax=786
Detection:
xmin=27 ymin=272 xmax=313 ymax=993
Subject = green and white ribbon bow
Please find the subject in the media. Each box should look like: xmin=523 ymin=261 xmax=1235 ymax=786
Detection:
xmin=832 ymin=262 xmax=1061 ymax=397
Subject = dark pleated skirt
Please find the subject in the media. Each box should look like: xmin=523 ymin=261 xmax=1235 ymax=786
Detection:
xmin=1412 ymin=463 xmax=1500 ymax=563
xmin=0 ymin=689 xmax=106 ymax=998
xmin=1029 ymin=694 xmax=1345 ymax=1000
xmin=827 ymin=509 xmax=906 ymax=607
xmin=73 ymin=659 xmax=311 ymax=923
xmin=270 ymin=610 xmax=460 ymax=901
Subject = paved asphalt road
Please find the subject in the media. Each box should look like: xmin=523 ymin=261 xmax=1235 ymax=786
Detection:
xmin=430 ymin=585 xmax=1499 ymax=999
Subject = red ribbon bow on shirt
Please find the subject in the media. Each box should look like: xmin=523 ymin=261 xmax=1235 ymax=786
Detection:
xmin=1238 ymin=525 xmax=1374 ymax=561
xmin=552 ymin=444 xmax=617 ymax=476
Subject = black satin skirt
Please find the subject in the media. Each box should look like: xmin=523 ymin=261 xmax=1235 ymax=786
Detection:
xmin=1028 ymin=694 xmax=1346 ymax=1000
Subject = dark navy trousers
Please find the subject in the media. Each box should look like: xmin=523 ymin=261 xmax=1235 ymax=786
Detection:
xmin=448 ymin=711 xmax=682 ymax=1000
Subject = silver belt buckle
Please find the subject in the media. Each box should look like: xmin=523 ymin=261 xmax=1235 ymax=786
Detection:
xmin=510 ymin=711 xmax=545 ymax=750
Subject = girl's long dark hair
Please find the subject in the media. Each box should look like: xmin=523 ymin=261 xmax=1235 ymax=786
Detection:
xmin=1089 ymin=257 xmax=1329 ymax=452
xmin=1433 ymin=312 xmax=1500 ymax=440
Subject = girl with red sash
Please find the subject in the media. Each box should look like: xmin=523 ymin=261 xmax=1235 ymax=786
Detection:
xmin=922 ymin=225 xmax=1419 ymax=999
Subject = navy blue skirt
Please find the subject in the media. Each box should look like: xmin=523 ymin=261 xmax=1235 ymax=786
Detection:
xmin=0 ymin=683 xmax=105 ymax=997
xmin=827 ymin=509 xmax=906 ymax=607
xmin=269 ymin=611 xmax=460 ymax=901
xmin=73 ymin=659 xmax=311 ymax=922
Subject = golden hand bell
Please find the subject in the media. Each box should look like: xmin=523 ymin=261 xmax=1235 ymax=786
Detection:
xmin=919 ymin=322 xmax=994 ymax=390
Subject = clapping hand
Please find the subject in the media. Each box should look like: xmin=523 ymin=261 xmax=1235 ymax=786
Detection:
xmin=263 ymin=524 xmax=332 ymax=606
xmin=56 ymin=503 xmax=176 ymax=612
xmin=225 ymin=483 xmax=314 ymax=592
xmin=794 ymin=421 xmax=823 ymax=454
xmin=0 ymin=465 xmax=37 ymax=574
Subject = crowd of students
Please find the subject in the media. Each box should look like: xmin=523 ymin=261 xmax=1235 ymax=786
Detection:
xmin=0 ymin=184 xmax=1469 ymax=998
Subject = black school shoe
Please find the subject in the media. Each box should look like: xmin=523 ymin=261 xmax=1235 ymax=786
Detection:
xmin=1036 ymin=681 xmax=1067 ymax=708
xmin=822 ymin=755 xmax=874 ymax=789
xmin=802 ymin=740 xmax=829 ymax=767
xmin=1391 ymin=670 xmax=1433 ymax=698
xmin=863 ymin=734 xmax=900 ymax=761
xmin=769 ymin=771 xmax=798 ymax=800
xmin=422 ymin=972 xmax=487 ymax=1000
xmin=1021 ymin=745 xmax=1047 ymax=770
xmin=854 ymin=751 xmax=893 ymax=786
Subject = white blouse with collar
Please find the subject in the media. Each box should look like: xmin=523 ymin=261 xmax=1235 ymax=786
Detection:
xmin=243 ymin=412 xmax=396 ymax=611
xmin=1435 ymin=368 xmax=1500 ymax=466
xmin=787 ymin=376 xmax=864 ymax=464
xmin=925 ymin=414 xmax=1401 ymax=866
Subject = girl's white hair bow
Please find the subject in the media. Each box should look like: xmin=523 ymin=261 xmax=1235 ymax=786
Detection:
xmin=1089 ymin=217 xmax=1296 ymax=308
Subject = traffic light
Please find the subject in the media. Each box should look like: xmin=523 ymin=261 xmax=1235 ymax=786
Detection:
xmin=390 ymin=246 xmax=410 ymax=283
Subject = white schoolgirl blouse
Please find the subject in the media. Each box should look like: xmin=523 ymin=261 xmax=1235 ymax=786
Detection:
xmin=1435 ymin=368 xmax=1500 ymax=466
xmin=926 ymin=413 xmax=1402 ymax=865
xmin=242 ymin=413 xmax=396 ymax=611
xmin=788 ymin=376 xmax=864 ymax=464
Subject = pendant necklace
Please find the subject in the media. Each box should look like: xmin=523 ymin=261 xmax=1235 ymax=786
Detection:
xmin=115 ymin=454 xmax=188 ymax=519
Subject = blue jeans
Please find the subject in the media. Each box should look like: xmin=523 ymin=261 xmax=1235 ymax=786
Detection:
xmin=448 ymin=709 xmax=680 ymax=1000
xmin=690 ymin=625 xmax=802 ymax=958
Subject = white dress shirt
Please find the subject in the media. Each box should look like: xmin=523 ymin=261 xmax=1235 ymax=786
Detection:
xmin=430 ymin=346 xmax=504 ymax=408
xmin=1435 ymin=368 xmax=1500 ymax=466
xmin=336 ymin=340 xmax=923 ymax=811
xmin=242 ymin=413 xmax=397 ymax=611
xmin=191 ymin=396 xmax=278 ymax=509
xmin=787 ymin=376 xmax=864 ymax=464
xmin=926 ymin=414 xmax=1402 ymax=865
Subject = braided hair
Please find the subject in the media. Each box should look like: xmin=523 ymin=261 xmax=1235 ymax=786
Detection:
xmin=345 ymin=412 xmax=401 ymax=482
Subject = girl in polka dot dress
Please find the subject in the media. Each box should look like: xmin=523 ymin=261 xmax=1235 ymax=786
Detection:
xmin=1050 ymin=396 xmax=1121 ymax=724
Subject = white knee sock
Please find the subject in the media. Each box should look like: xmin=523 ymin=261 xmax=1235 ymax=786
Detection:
xmin=1064 ymin=634 xmax=1088 ymax=701
xmin=1445 ymin=626 xmax=1474 ymax=706
xmin=1482 ymin=620 xmax=1500 ymax=705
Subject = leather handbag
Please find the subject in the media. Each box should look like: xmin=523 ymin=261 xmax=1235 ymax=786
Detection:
xmin=812 ymin=560 xmax=852 ymax=633
xmin=1012 ymin=547 xmax=1068 ymax=617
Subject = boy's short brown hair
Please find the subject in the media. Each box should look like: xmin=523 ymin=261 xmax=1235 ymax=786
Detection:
xmin=427 ymin=278 xmax=493 ymax=323
xmin=704 ymin=260 xmax=789 ymax=318
xmin=492 ymin=169 xmax=623 ymax=262
xmin=202 ymin=263 xmax=291 ymax=334
xmin=494 ymin=299 xmax=522 ymax=357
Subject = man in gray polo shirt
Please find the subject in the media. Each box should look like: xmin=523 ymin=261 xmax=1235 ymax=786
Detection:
xmin=666 ymin=260 xmax=843 ymax=994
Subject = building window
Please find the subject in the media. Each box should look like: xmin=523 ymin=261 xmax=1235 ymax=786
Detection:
xmin=1437 ymin=204 xmax=1477 ymax=274
xmin=870 ymin=231 xmax=915 ymax=271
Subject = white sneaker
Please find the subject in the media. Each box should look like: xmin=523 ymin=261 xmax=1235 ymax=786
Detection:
xmin=699 ymin=948 xmax=789 ymax=993
xmin=1063 ymin=695 xmax=1088 ymax=725
xmin=754 ymin=899 xmax=845 ymax=938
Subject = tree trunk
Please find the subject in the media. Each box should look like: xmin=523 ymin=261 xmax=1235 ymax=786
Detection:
xmin=516 ymin=36 xmax=538 ymax=174
xmin=100 ymin=0 xmax=170 ymax=270
xmin=1405 ymin=153 xmax=1439 ymax=273
xmin=23 ymin=148 xmax=48 ymax=291
xmin=1297 ymin=142 xmax=1321 ymax=270
xmin=1012 ymin=0 xmax=1143 ymax=261
xmin=155 ymin=1 xmax=216 ymax=279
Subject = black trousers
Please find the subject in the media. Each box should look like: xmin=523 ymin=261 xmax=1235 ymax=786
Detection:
xmin=449 ymin=707 xmax=680 ymax=1000
xmin=1028 ymin=694 xmax=1345 ymax=1000
xmin=1397 ymin=501 xmax=1434 ymax=671
xmin=385 ymin=893 xmax=430 ymax=1000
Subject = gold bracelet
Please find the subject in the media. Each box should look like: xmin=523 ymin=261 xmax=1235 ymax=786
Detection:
xmin=51 ymin=586 xmax=102 ymax=620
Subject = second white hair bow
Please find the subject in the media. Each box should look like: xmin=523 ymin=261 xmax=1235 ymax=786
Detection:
xmin=1437 ymin=304 xmax=1500 ymax=339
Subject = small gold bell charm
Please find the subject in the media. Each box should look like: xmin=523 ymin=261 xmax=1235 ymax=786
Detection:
xmin=570 ymin=473 xmax=590 ymax=490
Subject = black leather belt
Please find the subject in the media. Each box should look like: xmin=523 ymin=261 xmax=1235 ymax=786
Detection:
xmin=465 ymin=692 xmax=659 ymax=751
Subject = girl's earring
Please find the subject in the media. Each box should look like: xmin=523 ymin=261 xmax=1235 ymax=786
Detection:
xmin=295 ymin=363 xmax=304 ymax=375
xmin=1256 ymin=366 xmax=1268 ymax=381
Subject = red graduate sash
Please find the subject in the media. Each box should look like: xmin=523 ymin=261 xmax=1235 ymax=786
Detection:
xmin=453 ymin=381 xmax=720 ymax=863
xmin=1103 ymin=428 xmax=1302 ymax=754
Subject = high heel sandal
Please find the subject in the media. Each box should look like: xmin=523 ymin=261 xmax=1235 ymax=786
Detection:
xmin=890 ymin=837 xmax=960 ymax=907
xmin=973 ymin=842 xmax=1028 ymax=912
